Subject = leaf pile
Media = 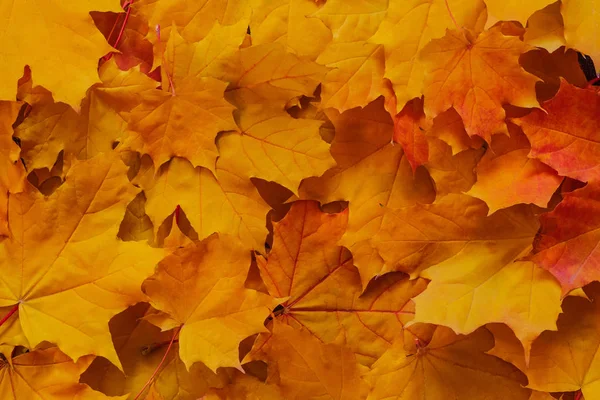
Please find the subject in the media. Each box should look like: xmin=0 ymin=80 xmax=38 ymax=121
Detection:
xmin=1 ymin=0 xmax=600 ymax=399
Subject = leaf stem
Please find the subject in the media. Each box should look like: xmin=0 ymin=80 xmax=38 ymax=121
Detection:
xmin=444 ymin=0 xmax=460 ymax=31
xmin=0 ymin=304 xmax=19 ymax=328
xmin=133 ymin=325 xmax=181 ymax=400
xmin=112 ymin=0 xmax=133 ymax=51
xmin=102 ymin=0 xmax=133 ymax=62
xmin=586 ymin=77 xmax=600 ymax=88
xmin=575 ymin=390 xmax=583 ymax=400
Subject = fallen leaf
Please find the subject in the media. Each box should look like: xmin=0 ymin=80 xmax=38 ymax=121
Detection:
xmin=0 ymin=154 xmax=163 ymax=369
xmin=420 ymin=27 xmax=539 ymax=142
xmin=123 ymin=75 xmax=236 ymax=172
xmin=526 ymin=283 xmax=600 ymax=398
xmin=513 ymin=80 xmax=600 ymax=183
xmin=0 ymin=0 xmax=119 ymax=108
xmin=365 ymin=326 xmax=531 ymax=399
xmin=252 ymin=201 xmax=427 ymax=365
xmin=370 ymin=0 xmax=486 ymax=112
xmin=561 ymin=0 xmax=600 ymax=65
xmin=484 ymin=0 xmax=554 ymax=27
xmin=225 ymin=43 xmax=329 ymax=108
xmin=373 ymin=194 xmax=539 ymax=278
xmin=217 ymin=105 xmax=335 ymax=194
xmin=529 ymin=183 xmax=600 ymax=294
xmin=141 ymin=233 xmax=278 ymax=372
xmin=81 ymin=303 xmax=228 ymax=400
xmin=467 ymin=124 xmax=563 ymax=213
xmin=523 ymin=2 xmax=566 ymax=52
xmin=249 ymin=0 xmax=331 ymax=59
xmin=0 ymin=346 xmax=126 ymax=400
xmin=142 ymin=157 xmax=270 ymax=250
xmin=253 ymin=322 xmax=369 ymax=400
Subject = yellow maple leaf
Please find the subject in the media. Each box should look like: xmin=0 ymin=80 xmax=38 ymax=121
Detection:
xmin=0 ymin=345 xmax=126 ymax=400
xmin=312 ymin=0 xmax=388 ymax=42
xmin=254 ymin=322 xmax=369 ymax=400
xmin=484 ymin=0 xmax=555 ymax=27
xmin=526 ymin=283 xmax=600 ymax=397
xmin=142 ymin=157 xmax=270 ymax=250
xmin=425 ymin=137 xmax=484 ymax=197
xmin=123 ymin=76 xmax=236 ymax=172
xmin=370 ymin=0 xmax=486 ymax=113
xmin=162 ymin=21 xmax=248 ymax=84
xmin=16 ymin=60 xmax=157 ymax=171
xmin=523 ymin=2 xmax=566 ymax=52
xmin=420 ymin=27 xmax=539 ymax=142
xmin=317 ymin=41 xmax=385 ymax=112
xmin=365 ymin=326 xmax=531 ymax=399
xmin=0 ymin=0 xmax=120 ymax=108
xmin=249 ymin=0 xmax=331 ymax=59
xmin=205 ymin=370 xmax=284 ymax=400
xmin=224 ymin=43 xmax=329 ymax=108
xmin=0 ymin=101 xmax=25 ymax=237
xmin=217 ymin=105 xmax=335 ymax=194
xmin=0 ymin=154 xmax=164 ymax=369
xmin=141 ymin=233 xmax=278 ymax=372
xmin=81 ymin=303 xmax=228 ymax=400
xmin=561 ymin=0 xmax=600 ymax=64
xmin=373 ymin=194 xmax=539 ymax=277
xmin=300 ymin=98 xmax=435 ymax=287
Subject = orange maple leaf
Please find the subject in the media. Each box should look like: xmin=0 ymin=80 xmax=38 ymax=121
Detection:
xmin=420 ymin=26 xmax=539 ymax=142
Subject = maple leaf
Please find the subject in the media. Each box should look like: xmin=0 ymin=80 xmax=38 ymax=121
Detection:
xmin=525 ymin=283 xmax=600 ymax=397
xmin=162 ymin=21 xmax=248 ymax=85
xmin=141 ymin=233 xmax=278 ymax=372
xmin=0 ymin=101 xmax=25 ymax=237
xmin=391 ymin=97 xmax=430 ymax=172
xmin=372 ymin=194 xmax=539 ymax=278
xmin=365 ymin=326 xmax=531 ymax=399
xmin=467 ymin=124 xmax=563 ymax=213
xmin=427 ymin=107 xmax=484 ymax=154
xmin=224 ymin=43 xmax=329 ymax=108
xmin=0 ymin=0 xmax=120 ymax=108
xmin=425 ymin=137 xmax=484 ymax=197
xmin=369 ymin=0 xmax=486 ymax=113
xmin=93 ymin=11 xmax=154 ymax=73
xmin=82 ymin=303 xmax=228 ymax=400
xmin=251 ymin=201 xmax=428 ymax=365
xmin=249 ymin=0 xmax=331 ymax=59
xmin=420 ymin=26 xmax=539 ymax=142
xmin=132 ymin=0 xmax=250 ymax=44
xmin=0 ymin=345 xmax=126 ymax=400
xmin=412 ymin=256 xmax=561 ymax=360
xmin=205 ymin=370 xmax=284 ymax=400
xmin=561 ymin=0 xmax=600 ymax=65
xmin=523 ymin=2 xmax=566 ymax=52
xmin=316 ymin=41 xmax=385 ymax=112
xmin=312 ymin=0 xmax=388 ymax=42
xmin=16 ymin=60 xmax=157 ymax=171
xmin=513 ymin=80 xmax=600 ymax=183
xmin=217 ymin=105 xmax=335 ymax=194
xmin=484 ymin=0 xmax=554 ymax=27
xmin=0 ymin=154 xmax=163 ymax=369
xmin=299 ymin=98 xmax=435 ymax=287
xmin=251 ymin=322 xmax=369 ymax=400
xmin=141 ymin=157 xmax=270 ymax=250
xmin=527 ymin=183 xmax=600 ymax=294
xmin=123 ymin=75 xmax=237 ymax=172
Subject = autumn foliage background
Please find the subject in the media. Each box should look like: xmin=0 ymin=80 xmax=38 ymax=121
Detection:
xmin=2 ymin=0 xmax=600 ymax=399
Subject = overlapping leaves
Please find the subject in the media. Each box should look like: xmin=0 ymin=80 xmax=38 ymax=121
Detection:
xmin=0 ymin=1 xmax=599 ymax=399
